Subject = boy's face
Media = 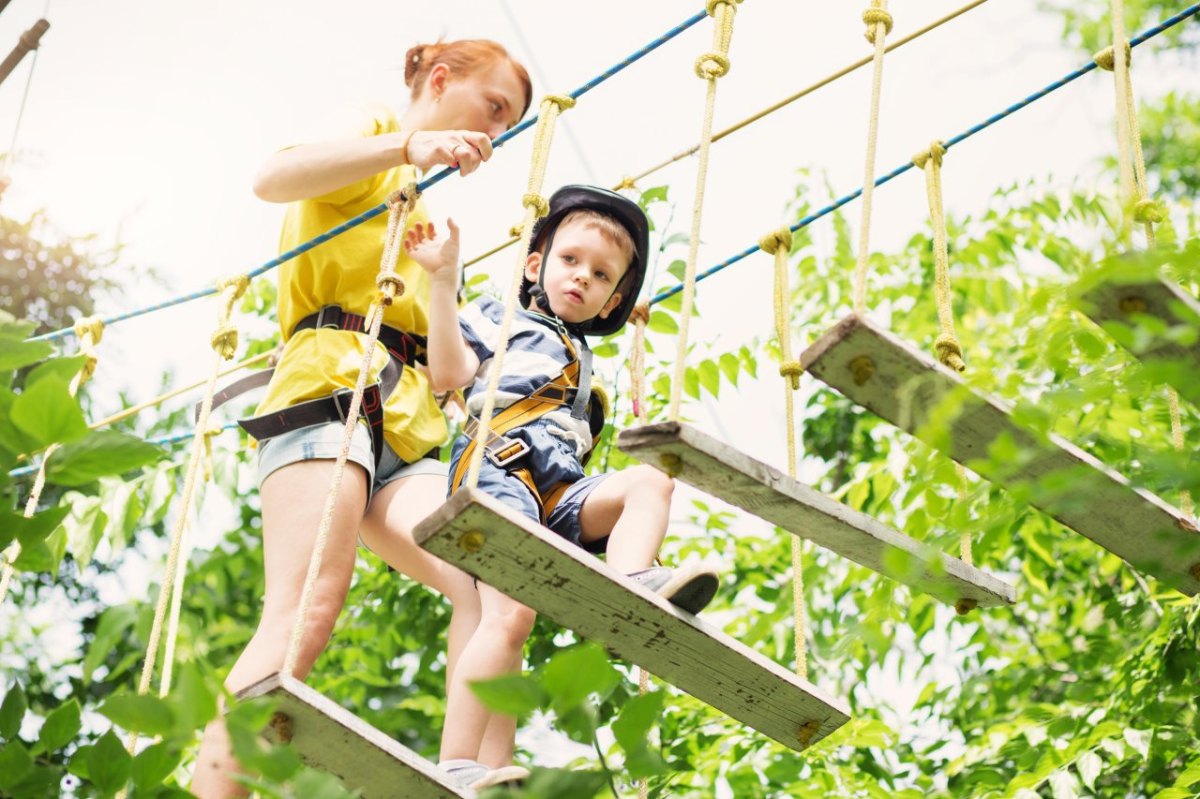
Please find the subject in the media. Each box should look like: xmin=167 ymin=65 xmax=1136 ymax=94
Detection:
xmin=524 ymin=218 xmax=629 ymax=326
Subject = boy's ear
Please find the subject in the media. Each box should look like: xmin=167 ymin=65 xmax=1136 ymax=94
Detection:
xmin=598 ymin=291 xmax=623 ymax=319
xmin=524 ymin=251 xmax=542 ymax=283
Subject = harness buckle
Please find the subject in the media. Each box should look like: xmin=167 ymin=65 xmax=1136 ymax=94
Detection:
xmin=485 ymin=437 xmax=531 ymax=469
xmin=315 ymin=305 xmax=342 ymax=330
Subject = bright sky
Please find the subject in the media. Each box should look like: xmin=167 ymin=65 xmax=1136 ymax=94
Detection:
xmin=2 ymin=0 xmax=1194 ymax=779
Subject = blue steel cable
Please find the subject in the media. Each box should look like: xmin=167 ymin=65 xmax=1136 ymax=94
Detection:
xmin=651 ymin=2 xmax=1200 ymax=306
xmin=6 ymin=421 xmax=242 ymax=479
xmin=30 ymin=8 xmax=710 ymax=344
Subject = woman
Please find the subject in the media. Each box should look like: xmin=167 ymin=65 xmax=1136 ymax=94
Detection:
xmin=192 ymin=39 xmax=532 ymax=797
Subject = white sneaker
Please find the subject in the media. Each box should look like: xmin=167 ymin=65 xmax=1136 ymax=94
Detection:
xmin=442 ymin=759 xmax=529 ymax=791
xmin=627 ymin=563 xmax=719 ymax=615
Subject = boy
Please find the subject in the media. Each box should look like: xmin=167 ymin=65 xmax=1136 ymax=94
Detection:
xmin=405 ymin=185 xmax=718 ymax=789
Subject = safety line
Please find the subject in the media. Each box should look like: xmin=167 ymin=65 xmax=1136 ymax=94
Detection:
xmin=650 ymin=2 xmax=1200 ymax=306
xmin=28 ymin=8 xmax=709 ymax=344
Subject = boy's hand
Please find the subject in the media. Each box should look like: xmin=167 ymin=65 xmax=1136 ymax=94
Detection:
xmin=403 ymin=219 xmax=460 ymax=283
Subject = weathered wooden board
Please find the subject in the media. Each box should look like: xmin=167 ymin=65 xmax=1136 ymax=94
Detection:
xmin=414 ymin=489 xmax=851 ymax=753
xmin=1077 ymin=276 xmax=1200 ymax=408
xmin=236 ymin=673 xmax=469 ymax=799
xmin=617 ymin=421 xmax=1015 ymax=610
xmin=801 ymin=314 xmax=1200 ymax=596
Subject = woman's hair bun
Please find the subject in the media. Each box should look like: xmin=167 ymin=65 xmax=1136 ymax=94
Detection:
xmin=403 ymin=45 xmax=426 ymax=88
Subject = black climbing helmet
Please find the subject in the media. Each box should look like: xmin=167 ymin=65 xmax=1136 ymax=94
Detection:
xmin=520 ymin=185 xmax=650 ymax=337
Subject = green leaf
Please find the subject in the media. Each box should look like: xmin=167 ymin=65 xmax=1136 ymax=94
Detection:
xmin=36 ymin=699 xmax=81 ymax=754
xmin=132 ymin=741 xmax=181 ymax=790
xmin=0 ymin=683 xmax=27 ymax=740
xmin=62 ymin=495 xmax=108 ymax=568
xmin=541 ymin=643 xmax=619 ymax=711
xmin=591 ymin=342 xmax=619 ymax=358
xmin=719 ymin=352 xmax=741 ymax=385
xmin=0 ymin=741 xmax=34 ymax=793
xmin=469 ymin=673 xmax=545 ymax=717
xmin=84 ymin=605 xmax=138 ymax=684
xmin=0 ymin=505 xmax=70 ymax=553
xmin=99 ymin=693 xmax=175 ymax=737
xmin=639 ymin=186 xmax=668 ymax=206
xmin=698 ymin=359 xmax=720 ymax=397
xmin=87 ymin=730 xmax=132 ymax=797
xmin=0 ymin=336 xmax=53 ymax=371
xmin=611 ymin=690 xmax=664 ymax=753
xmin=12 ymin=527 xmax=67 ymax=574
xmin=666 ymin=259 xmax=686 ymax=282
xmin=1076 ymin=750 xmax=1101 ymax=791
xmin=11 ymin=377 xmax=89 ymax=448
xmin=166 ymin=662 xmax=218 ymax=735
xmin=47 ymin=430 xmax=164 ymax=486
xmin=647 ymin=310 xmax=678 ymax=335
xmin=24 ymin=355 xmax=88 ymax=388
xmin=1124 ymin=728 xmax=1152 ymax=759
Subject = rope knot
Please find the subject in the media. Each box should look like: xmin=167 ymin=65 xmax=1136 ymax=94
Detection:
xmin=628 ymin=302 xmax=651 ymax=326
xmin=73 ymin=315 xmax=105 ymax=345
xmin=705 ymin=0 xmax=740 ymax=16
xmin=211 ymin=325 xmax=239 ymax=359
xmin=779 ymin=360 xmax=804 ymax=390
xmin=863 ymin=4 xmax=893 ymax=43
xmin=758 ymin=228 xmax=793 ymax=255
xmin=616 ymin=176 xmax=638 ymax=191
xmin=1094 ymin=40 xmax=1132 ymax=71
xmin=695 ymin=52 xmax=731 ymax=80
xmin=912 ymin=140 xmax=947 ymax=169
xmin=934 ymin=334 xmax=965 ymax=372
xmin=523 ymin=192 xmax=550 ymax=218
xmin=216 ymin=274 xmax=250 ymax=301
xmin=1133 ymin=198 xmax=1166 ymax=224
xmin=509 ymin=223 xmax=524 ymax=238
xmin=376 ymin=273 xmax=406 ymax=305
xmin=542 ymin=94 xmax=576 ymax=112
xmin=387 ymin=182 xmax=420 ymax=209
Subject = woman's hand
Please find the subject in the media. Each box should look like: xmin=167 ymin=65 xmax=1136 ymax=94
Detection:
xmin=405 ymin=130 xmax=494 ymax=176
xmin=404 ymin=219 xmax=461 ymax=283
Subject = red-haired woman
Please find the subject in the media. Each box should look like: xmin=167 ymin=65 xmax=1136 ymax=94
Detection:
xmin=192 ymin=40 xmax=532 ymax=797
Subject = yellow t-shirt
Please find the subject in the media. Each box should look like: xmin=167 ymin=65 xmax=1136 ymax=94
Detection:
xmin=256 ymin=108 xmax=448 ymax=462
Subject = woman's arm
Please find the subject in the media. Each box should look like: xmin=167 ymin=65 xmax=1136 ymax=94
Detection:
xmin=404 ymin=220 xmax=480 ymax=392
xmin=253 ymin=130 xmax=495 ymax=204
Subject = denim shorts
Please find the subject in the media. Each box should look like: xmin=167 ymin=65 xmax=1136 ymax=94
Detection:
xmin=257 ymin=421 xmax=447 ymax=499
xmin=448 ymin=418 xmax=610 ymax=554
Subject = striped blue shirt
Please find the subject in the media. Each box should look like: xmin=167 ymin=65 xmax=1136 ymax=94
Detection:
xmin=459 ymin=296 xmax=594 ymax=453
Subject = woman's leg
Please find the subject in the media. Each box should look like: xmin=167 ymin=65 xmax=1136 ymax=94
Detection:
xmin=191 ymin=460 xmax=367 ymax=799
xmin=439 ymin=583 xmax=535 ymax=763
xmin=359 ymin=473 xmax=481 ymax=691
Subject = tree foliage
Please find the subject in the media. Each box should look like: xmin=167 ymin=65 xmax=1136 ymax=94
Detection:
xmin=2 ymin=5 xmax=1199 ymax=797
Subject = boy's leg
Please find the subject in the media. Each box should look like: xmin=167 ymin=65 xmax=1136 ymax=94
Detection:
xmin=575 ymin=464 xmax=674 ymax=570
xmin=440 ymin=582 xmax=536 ymax=762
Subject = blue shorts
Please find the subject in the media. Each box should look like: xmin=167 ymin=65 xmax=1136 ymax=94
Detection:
xmin=448 ymin=418 xmax=609 ymax=554
xmin=257 ymin=421 xmax=447 ymax=500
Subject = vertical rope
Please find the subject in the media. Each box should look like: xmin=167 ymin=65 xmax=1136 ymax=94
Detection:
xmin=122 ymin=277 xmax=246 ymax=770
xmin=1108 ymin=0 xmax=1137 ymax=246
xmin=629 ymin=303 xmax=651 ymax=425
xmin=282 ymin=188 xmax=419 ymax=676
xmin=852 ymin=0 xmax=894 ymax=314
xmin=464 ymin=94 xmax=576 ymax=489
xmin=762 ymin=228 xmax=808 ymax=680
xmin=0 ymin=316 xmax=103 ymax=606
xmin=668 ymin=0 xmax=740 ymax=420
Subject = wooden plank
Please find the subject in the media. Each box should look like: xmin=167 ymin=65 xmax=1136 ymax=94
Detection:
xmin=1077 ymin=276 xmax=1200 ymax=407
xmin=801 ymin=314 xmax=1200 ymax=596
xmin=236 ymin=673 xmax=469 ymax=799
xmin=617 ymin=421 xmax=1015 ymax=610
xmin=414 ymin=489 xmax=851 ymax=753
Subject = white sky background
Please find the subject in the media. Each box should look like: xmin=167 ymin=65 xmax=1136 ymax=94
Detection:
xmin=2 ymin=0 xmax=1195 ymax=781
